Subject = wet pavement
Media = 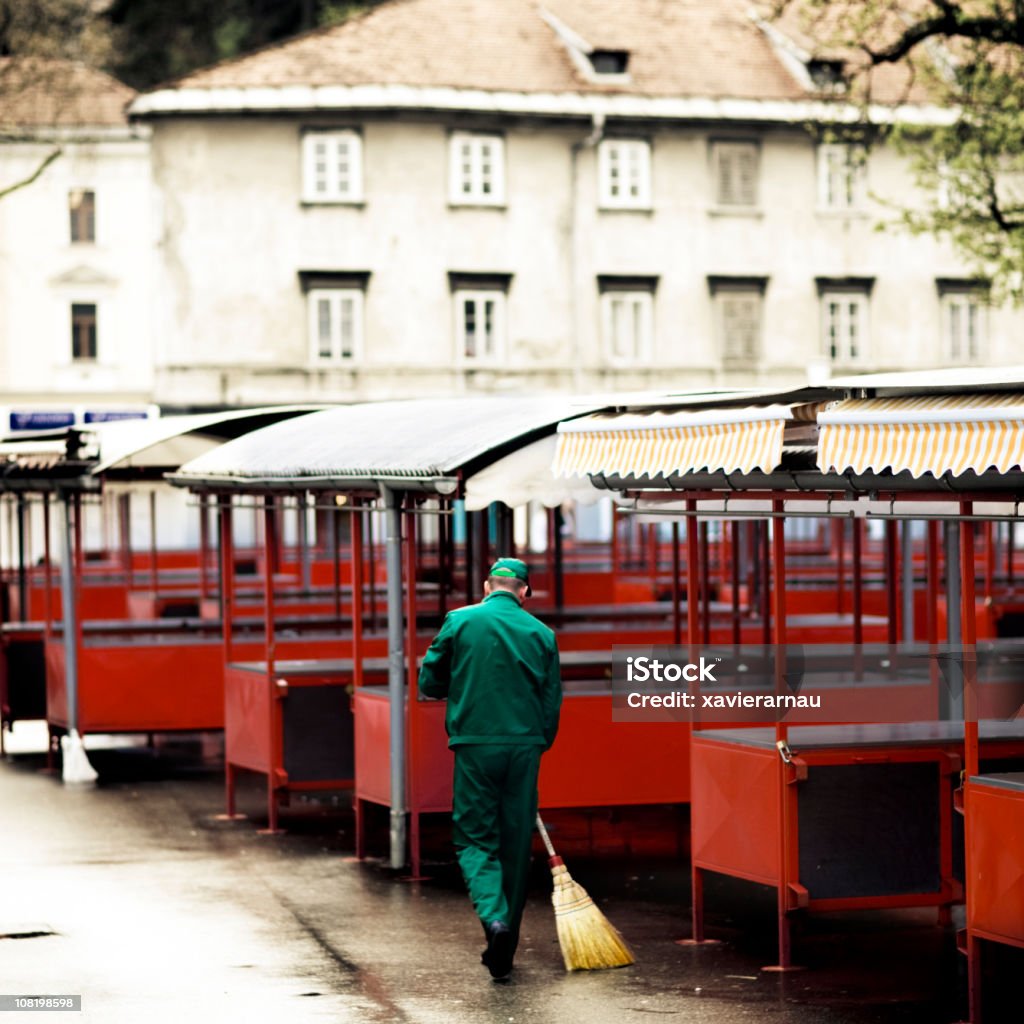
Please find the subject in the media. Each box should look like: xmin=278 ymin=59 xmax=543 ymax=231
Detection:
xmin=0 ymin=725 xmax=980 ymax=1023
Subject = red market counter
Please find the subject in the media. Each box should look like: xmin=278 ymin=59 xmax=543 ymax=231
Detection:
xmin=690 ymin=722 xmax=1024 ymax=970
xmin=963 ymin=772 xmax=1024 ymax=1022
xmin=354 ymin=663 xmax=690 ymax=875
xmin=0 ymin=622 xmax=47 ymax=750
xmin=224 ymin=656 xmax=388 ymax=831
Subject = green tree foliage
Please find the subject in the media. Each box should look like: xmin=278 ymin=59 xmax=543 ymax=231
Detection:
xmin=775 ymin=0 xmax=1024 ymax=302
xmin=104 ymin=0 xmax=384 ymax=89
xmin=0 ymin=0 xmax=114 ymax=199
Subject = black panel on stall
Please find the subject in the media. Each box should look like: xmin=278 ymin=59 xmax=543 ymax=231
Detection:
xmin=283 ymin=684 xmax=353 ymax=783
xmin=798 ymin=762 xmax=940 ymax=899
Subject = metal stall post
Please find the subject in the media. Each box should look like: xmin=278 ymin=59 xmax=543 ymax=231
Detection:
xmin=15 ymin=495 xmax=27 ymax=624
xmin=198 ymin=494 xmax=210 ymax=602
xmin=298 ymin=494 xmax=312 ymax=592
xmin=60 ymin=491 xmax=96 ymax=785
xmin=260 ymin=496 xmax=283 ymax=834
xmin=731 ymin=519 xmax=742 ymax=646
xmin=218 ymin=495 xmax=242 ymax=819
xmin=382 ymin=486 xmax=408 ymax=870
xmin=149 ymin=490 xmax=158 ymax=598
xmin=404 ymin=498 xmax=426 ymax=878
xmin=685 ymin=499 xmax=713 ymax=946
xmin=885 ymin=520 xmax=899 ymax=645
xmin=766 ymin=498 xmax=801 ymax=972
xmin=959 ymin=503 xmax=982 ymax=1024
xmin=671 ymin=521 xmax=681 ymax=646
xmin=943 ymin=522 xmax=962 ymax=721
xmin=553 ymin=506 xmax=565 ymax=609
xmin=351 ymin=499 xmax=367 ymax=859
xmin=960 ymin=506 xmax=979 ymax=782
xmin=901 ymin=519 xmax=915 ymax=642
xmin=41 ymin=495 xmax=56 ymax=771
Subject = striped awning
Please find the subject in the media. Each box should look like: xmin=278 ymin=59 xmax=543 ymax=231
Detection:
xmin=553 ymin=405 xmax=798 ymax=479
xmin=817 ymin=395 xmax=1024 ymax=478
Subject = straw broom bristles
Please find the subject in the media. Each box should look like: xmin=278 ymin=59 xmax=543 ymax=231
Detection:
xmin=536 ymin=814 xmax=635 ymax=971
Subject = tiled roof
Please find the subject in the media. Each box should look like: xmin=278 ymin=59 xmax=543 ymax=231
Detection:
xmin=0 ymin=58 xmax=135 ymax=129
xmin=154 ymin=0 xmax=829 ymax=102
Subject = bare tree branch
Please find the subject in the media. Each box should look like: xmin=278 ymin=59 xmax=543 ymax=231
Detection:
xmin=0 ymin=145 xmax=61 ymax=200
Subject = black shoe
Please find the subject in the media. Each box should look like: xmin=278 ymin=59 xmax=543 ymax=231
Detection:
xmin=481 ymin=920 xmax=513 ymax=980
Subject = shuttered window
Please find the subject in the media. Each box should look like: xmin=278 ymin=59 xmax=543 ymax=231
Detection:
xmin=712 ymin=142 xmax=759 ymax=206
xmin=718 ymin=290 xmax=762 ymax=363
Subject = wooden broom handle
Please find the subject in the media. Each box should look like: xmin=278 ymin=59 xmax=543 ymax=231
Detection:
xmin=535 ymin=814 xmax=557 ymax=858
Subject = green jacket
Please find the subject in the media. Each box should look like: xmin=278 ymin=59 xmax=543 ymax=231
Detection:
xmin=418 ymin=590 xmax=562 ymax=749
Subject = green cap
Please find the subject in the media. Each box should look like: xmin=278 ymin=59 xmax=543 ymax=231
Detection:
xmin=488 ymin=557 xmax=531 ymax=589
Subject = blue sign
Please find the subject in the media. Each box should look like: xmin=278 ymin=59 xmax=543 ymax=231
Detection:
xmin=83 ymin=410 xmax=149 ymax=424
xmin=9 ymin=411 xmax=75 ymax=431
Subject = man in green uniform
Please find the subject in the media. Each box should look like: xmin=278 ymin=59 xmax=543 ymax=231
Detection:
xmin=418 ymin=557 xmax=562 ymax=981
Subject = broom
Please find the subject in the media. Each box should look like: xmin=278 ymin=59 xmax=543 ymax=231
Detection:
xmin=536 ymin=814 xmax=635 ymax=971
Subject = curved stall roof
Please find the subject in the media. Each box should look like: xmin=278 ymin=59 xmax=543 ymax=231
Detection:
xmin=169 ymin=397 xmax=611 ymax=496
xmin=0 ymin=407 xmax=322 ymax=491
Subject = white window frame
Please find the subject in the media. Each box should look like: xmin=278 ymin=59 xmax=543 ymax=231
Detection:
xmin=817 ymin=143 xmax=865 ymax=211
xmin=598 ymin=139 xmax=651 ymax=209
xmin=449 ymin=132 xmax=505 ymax=205
xmin=941 ymin=290 xmax=986 ymax=363
xmin=70 ymin=300 xmax=99 ymax=363
xmin=600 ymin=290 xmax=653 ymax=365
xmin=714 ymin=287 xmax=763 ymax=366
xmin=820 ymin=290 xmax=869 ymax=364
xmin=454 ymin=289 xmax=505 ymax=364
xmin=302 ymin=130 xmax=363 ymax=203
xmin=307 ymin=288 xmax=364 ymax=364
xmin=69 ymin=187 xmax=96 ymax=244
xmin=711 ymin=141 xmax=760 ymax=208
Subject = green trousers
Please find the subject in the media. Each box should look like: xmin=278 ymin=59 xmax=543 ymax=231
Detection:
xmin=452 ymin=744 xmax=541 ymax=953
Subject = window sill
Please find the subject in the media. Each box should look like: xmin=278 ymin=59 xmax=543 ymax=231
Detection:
xmin=300 ymin=199 xmax=366 ymax=209
xmin=447 ymin=201 xmax=507 ymax=211
xmin=598 ymin=205 xmax=653 ymax=215
xmin=814 ymin=207 xmax=869 ymax=219
xmin=708 ymin=206 xmax=764 ymax=219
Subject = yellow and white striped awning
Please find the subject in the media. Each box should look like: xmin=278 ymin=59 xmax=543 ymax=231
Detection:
xmin=553 ymin=405 xmax=797 ymax=479
xmin=817 ymin=395 xmax=1024 ymax=478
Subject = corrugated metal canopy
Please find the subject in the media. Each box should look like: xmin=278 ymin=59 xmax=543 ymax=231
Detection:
xmin=817 ymin=394 xmax=1024 ymax=478
xmin=169 ymin=397 xmax=608 ymax=492
xmin=90 ymin=407 xmax=322 ymax=473
xmin=825 ymin=366 xmax=1024 ymax=396
xmin=553 ymin=404 xmax=814 ymax=479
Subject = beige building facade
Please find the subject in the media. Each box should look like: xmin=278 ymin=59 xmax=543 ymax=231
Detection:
xmin=0 ymin=63 xmax=156 ymax=427
xmin=131 ymin=0 xmax=1020 ymax=405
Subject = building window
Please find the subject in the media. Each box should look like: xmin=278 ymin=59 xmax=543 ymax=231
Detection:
xmin=817 ymin=143 xmax=865 ymax=210
xmin=449 ymin=273 xmax=511 ymax=364
xmin=300 ymin=272 xmax=369 ymax=363
xmin=712 ymin=141 xmax=759 ymax=207
xmin=308 ymin=289 xmax=363 ymax=362
xmin=449 ymin=132 xmax=505 ymax=205
xmin=709 ymin=278 xmax=767 ymax=366
xmin=71 ymin=303 xmax=97 ymax=361
xmin=456 ymin=291 xmax=505 ymax=361
xmin=598 ymin=139 xmax=651 ymax=209
xmin=69 ymin=189 xmax=95 ymax=243
xmin=938 ymin=282 xmax=987 ymax=362
xmin=598 ymin=276 xmax=657 ymax=364
xmin=821 ymin=292 xmax=868 ymax=363
xmin=302 ymin=130 xmax=363 ymax=203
